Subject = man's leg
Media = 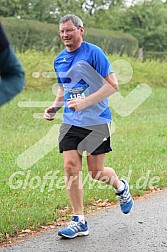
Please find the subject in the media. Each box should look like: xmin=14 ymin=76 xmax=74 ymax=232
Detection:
xmin=87 ymin=153 xmax=122 ymax=189
xmin=87 ymin=153 xmax=133 ymax=214
xmin=63 ymin=150 xmax=83 ymax=215
xmin=58 ymin=150 xmax=89 ymax=238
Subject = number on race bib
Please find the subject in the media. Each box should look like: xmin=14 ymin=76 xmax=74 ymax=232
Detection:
xmin=69 ymin=93 xmax=85 ymax=99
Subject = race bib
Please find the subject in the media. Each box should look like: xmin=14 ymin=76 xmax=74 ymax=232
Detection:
xmin=64 ymin=83 xmax=89 ymax=101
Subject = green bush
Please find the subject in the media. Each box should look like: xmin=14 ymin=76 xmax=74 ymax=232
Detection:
xmin=0 ymin=17 xmax=59 ymax=52
xmin=84 ymin=28 xmax=138 ymax=56
xmin=144 ymin=51 xmax=167 ymax=61
xmin=0 ymin=17 xmax=138 ymax=56
xmin=143 ymin=29 xmax=167 ymax=52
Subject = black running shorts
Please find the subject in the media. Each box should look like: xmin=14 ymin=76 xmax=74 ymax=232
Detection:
xmin=58 ymin=123 xmax=112 ymax=155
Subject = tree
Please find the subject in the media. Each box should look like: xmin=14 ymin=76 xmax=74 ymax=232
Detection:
xmin=0 ymin=0 xmax=85 ymax=23
xmin=82 ymin=0 xmax=125 ymax=15
xmin=0 ymin=0 xmax=23 ymax=17
xmin=88 ymin=0 xmax=167 ymax=51
xmin=48 ymin=0 xmax=85 ymax=23
xmin=122 ymin=0 xmax=167 ymax=48
xmin=0 ymin=0 xmax=126 ymax=21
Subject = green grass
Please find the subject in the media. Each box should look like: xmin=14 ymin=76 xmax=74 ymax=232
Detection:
xmin=0 ymin=51 xmax=167 ymax=241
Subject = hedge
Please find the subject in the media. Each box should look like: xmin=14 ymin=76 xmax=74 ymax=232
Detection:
xmin=84 ymin=28 xmax=138 ymax=56
xmin=143 ymin=29 xmax=167 ymax=52
xmin=144 ymin=51 xmax=167 ymax=61
xmin=0 ymin=17 xmax=59 ymax=52
xmin=0 ymin=17 xmax=138 ymax=56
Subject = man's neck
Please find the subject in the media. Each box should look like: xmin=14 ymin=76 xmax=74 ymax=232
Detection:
xmin=66 ymin=41 xmax=83 ymax=52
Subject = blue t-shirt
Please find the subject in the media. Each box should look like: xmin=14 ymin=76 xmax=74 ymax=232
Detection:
xmin=54 ymin=41 xmax=113 ymax=126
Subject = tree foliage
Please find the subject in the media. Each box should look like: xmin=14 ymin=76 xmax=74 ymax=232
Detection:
xmin=0 ymin=0 xmax=125 ymax=20
xmin=90 ymin=0 xmax=167 ymax=51
xmin=122 ymin=0 xmax=167 ymax=50
xmin=1 ymin=0 xmax=167 ymax=52
xmin=0 ymin=0 xmax=84 ymax=22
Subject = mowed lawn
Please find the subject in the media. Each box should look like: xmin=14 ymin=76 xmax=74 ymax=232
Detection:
xmin=0 ymin=52 xmax=167 ymax=240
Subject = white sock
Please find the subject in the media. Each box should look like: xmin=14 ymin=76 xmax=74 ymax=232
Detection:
xmin=116 ymin=181 xmax=125 ymax=193
xmin=76 ymin=214 xmax=85 ymax=223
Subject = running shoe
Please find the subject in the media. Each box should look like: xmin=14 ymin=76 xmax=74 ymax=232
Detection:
xmin=58 ymin=216 xmax=89 ymax=238
xmin=116 ymin=179 xmax=134 ymax=214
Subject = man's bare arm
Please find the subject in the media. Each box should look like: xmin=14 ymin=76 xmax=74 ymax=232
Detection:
xmin=44 ymin=86 xmax=64 ymax=120
xmin=67 ymin=73 xmax=119 ymax=111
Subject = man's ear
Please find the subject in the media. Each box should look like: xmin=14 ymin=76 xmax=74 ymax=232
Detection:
xmin=80 ymin=27 xmax=84 ymax=36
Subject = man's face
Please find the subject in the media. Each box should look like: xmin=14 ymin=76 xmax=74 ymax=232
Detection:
xmin=59 ymin=20 xmax=84 ymax=50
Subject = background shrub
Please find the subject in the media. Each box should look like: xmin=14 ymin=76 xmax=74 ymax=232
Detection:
xmin=1 ymin=17 xmax=138 ymax=56
xmin=84 ymin=28 xmax=138 ymax=56
xmin=0 ymin=17 xmax=59 ymax=52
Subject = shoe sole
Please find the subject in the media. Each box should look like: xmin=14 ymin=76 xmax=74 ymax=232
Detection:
xmin=58 ymin=230 xmax=89 ymax=239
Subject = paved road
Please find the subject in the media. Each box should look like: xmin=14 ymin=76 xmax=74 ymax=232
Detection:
xmin=0 ymin=189 xmax=167 ymax=252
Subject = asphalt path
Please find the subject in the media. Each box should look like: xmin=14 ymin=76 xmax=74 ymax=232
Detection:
xmin=0 ymin=189 xmax=167 ymax=252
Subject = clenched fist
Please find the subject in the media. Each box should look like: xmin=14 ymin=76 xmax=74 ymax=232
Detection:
xmin=44 ymin=107 xmax=57 ymax=121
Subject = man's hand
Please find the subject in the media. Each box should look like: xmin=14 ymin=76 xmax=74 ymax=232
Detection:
xmin=67 ymin=98 xmax=87 ymax=111
xmin=44 ymin=107 xmax=57 ymax=120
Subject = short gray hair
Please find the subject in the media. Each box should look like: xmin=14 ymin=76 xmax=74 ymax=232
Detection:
xmin=59 ymin=14 xmax=83 ymax=27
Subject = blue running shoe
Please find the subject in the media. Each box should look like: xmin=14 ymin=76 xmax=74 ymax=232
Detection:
xmin=116 ymin=179 xmax=134 ymax=214
xmin=58 ymin=216 xmax=89 ymax=238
